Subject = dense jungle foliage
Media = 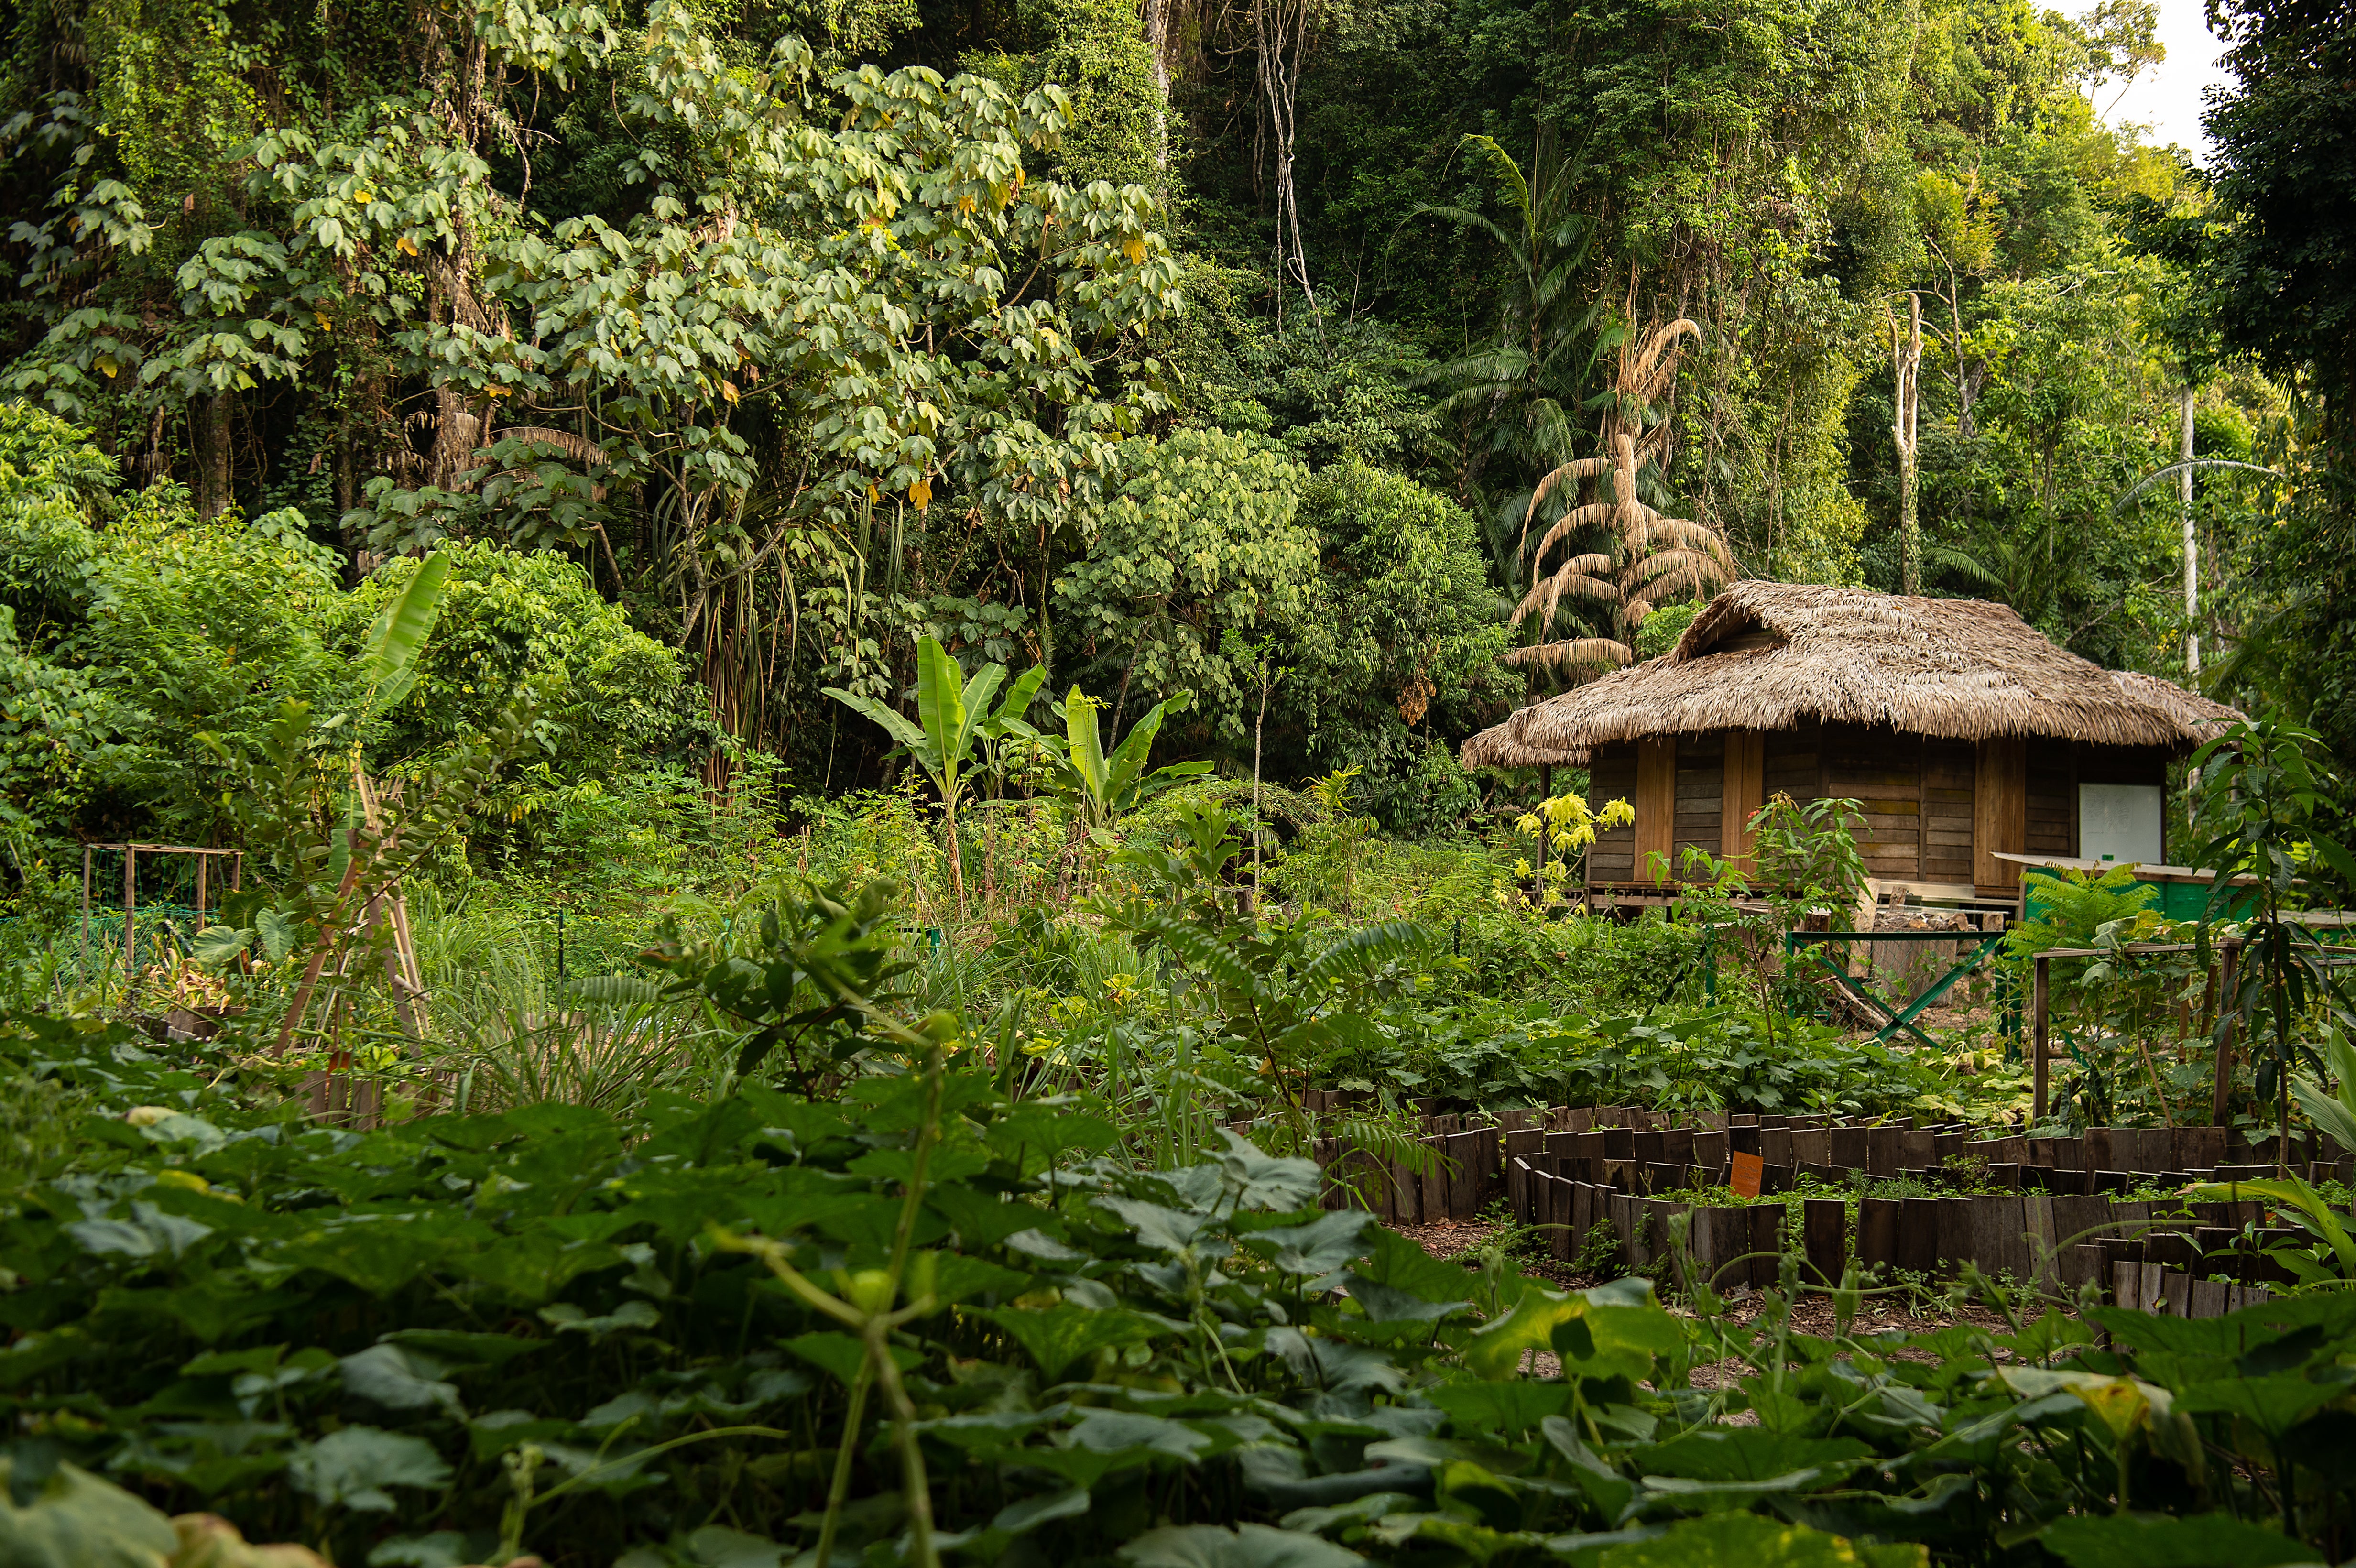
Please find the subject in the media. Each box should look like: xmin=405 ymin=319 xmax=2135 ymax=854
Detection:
xmin=1 ymin=0 xmax=2354 ymax=862
xmin=7 ymin=0 xmax=2356 ymax=1563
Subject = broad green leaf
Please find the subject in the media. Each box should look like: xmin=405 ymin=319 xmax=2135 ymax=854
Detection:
xmin=1064 ymin=686 xmax=1109 ymax=803
xmin=2186 ymin=1178 xmax=2356 ymax=1274
xmin=938 ymin=1485 xmax=1091 ymax=1559
xmin=1097 ymin=1195 xmax=1213 ymax=1253
xmin=1064 ymin=1409 xmax=1214 ymax=1462
xmin=339 ymin=1344 xmax=462 ymax=1417
xmin=955 ymin=663 xmax=1006 ymax=763
xmin=1341 ymin=1274 xmax=1469 ymax=1329
xmin=782 ymin=1331 xmax=922 ymax=1388
xmin=452 ymin=1234 xmax=626 ymax=1305
xmin=981 ymin=1303 xmax=1167 ymax=1381
xmin=0 ymin=1459 xmax=178 ymax=1568
xmin=1277 ymin=1492 xmax=1419 ymax=1536
xmin=677 ymin=1524 xmax=791 ymax=1567
xmin=821 ymin=686 xmax=928 ymax=755
xmin=982 ymin=1104 xmax=1118 ymax=1173
xmin=989 ymin=665 xmax=1049 ymax=730
xmin=2039 ymin=1511 xmax=2321 ymax=1568
xmin=2000 ymin=1368 xmax=2174 ymax=1445
xmin=359 ymin=550 xmax=449 ymax=709
xmin=189 ymin=924 xmax=252 ymax=968
xmin=538 ymin=1300 xmax=662 ymax=1339
xmin=287 ymin=1426 xmax=451 ymax=1511
xmin=1239 ymin=1210 xmax=1373 ymax=1276
xmin=1262 ymin=1328 xmax=1407 ymax=1395
xmin=1547 ymin=1300 xmax=1681 ymax=1385
xmin=377 ymin=1329 xmax=545 ymax=1368
xmin=1598 ymin=1511 xmax=1925 ymax=1568
xmin=2175 ymin=1373 xmax=2343 ymax=1440
xmin=1425 ymin=1382 xmax=1577 ymax=1436
xmin=1118 ymin=1522 xmax=1366 ymax=1567
xmin=916 ymin=636 xmax=974 ymax=790
xmin=1357 ymin=1226 xmax=1481 ymax=1306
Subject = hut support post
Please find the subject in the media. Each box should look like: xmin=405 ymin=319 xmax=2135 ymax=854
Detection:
xmin=2032 ymin=955 xmax=2051 ymax=1122
xmin=122 ymin=847 xmax=136 ymax=982
xmin=1538 ymin=763 xmax=1552 ymax=884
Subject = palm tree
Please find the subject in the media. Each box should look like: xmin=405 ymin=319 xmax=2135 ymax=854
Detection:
xmin=1409 ymin=133 xmax=1609 ymax=582
xmin=1507 ymin=318 xmax=1736 ymax=674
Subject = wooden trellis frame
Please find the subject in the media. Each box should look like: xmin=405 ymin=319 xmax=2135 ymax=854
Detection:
xmin=81 ymin=842 xmax=242 ymax=979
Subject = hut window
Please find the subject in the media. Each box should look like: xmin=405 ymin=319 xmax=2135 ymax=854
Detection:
xmin=2079 ymin=783 xmax=2164 ymax=866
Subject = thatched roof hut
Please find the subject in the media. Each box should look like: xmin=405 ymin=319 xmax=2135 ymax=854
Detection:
xmin=1466 ymin=584 xmax=2240 ymax=902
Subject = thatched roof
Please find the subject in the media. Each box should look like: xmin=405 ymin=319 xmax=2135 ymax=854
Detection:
xmin=1484 ymin=583 xmax=2242 ymax=755
xmin=1461 ymin=720 xmax=1587 ymax=771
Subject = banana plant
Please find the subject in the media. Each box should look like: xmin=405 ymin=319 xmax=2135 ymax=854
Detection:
xmin=1035 ymin=685 xmax=1211 ymax=836
xmin=195 ymin=551 xmax=455 ymax=980
xmin=824 ymin=637 xmax=1046 ymax=915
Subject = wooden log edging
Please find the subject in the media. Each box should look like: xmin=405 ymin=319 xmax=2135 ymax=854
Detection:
xmin=1497 ymin=1157 xmax=2300 ymax=1318
xmin=1298 ymin=1098 xmax=2347 ymax=1319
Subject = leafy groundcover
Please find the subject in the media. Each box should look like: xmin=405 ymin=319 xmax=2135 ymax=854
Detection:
xmin=3 ymin=1013 xmax=2352 ymax=1568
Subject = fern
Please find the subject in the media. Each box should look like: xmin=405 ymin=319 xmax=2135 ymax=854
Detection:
xmin=1128 ymin=908 xmax=1258 ymax=995
xmin=1301 ymin=919 xmax=1431 ymax=990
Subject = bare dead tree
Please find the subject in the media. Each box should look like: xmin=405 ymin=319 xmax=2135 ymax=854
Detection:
xmin=1892 ymin=291 xmax=1923 ymax=595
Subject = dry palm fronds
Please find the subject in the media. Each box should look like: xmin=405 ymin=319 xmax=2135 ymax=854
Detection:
xmin=1461 ymin=719 xmax=1588 ymax=769
xmin=1510 ymin=319 xmax=1734 ymax=675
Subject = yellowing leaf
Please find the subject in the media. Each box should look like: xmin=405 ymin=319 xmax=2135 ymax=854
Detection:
xmin=867 ymin=482 xmax=880 ymax=503
xmin=95 ymin=356 xmax=119 ymax=379
xmin=720 ymin=380 xmax=739 ymax=404
xmin=1124 ymin=237 xmax=1146 ymax=264
xmin=354 ymin=189 xmax=374 ymax=204
xmin=909 ymin=478 xmax=931 ymax=511
xmin=397 ymin=234 xmax=420 ymax=257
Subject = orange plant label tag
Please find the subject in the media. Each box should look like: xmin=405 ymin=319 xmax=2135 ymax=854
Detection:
xmin=1730 ymin=1151 xmax=1763 ymax=1199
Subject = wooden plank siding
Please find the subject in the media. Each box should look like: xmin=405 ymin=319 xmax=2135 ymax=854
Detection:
xmin=1588 ymin=745 xmax=1638 ymax=882
xmin=1764 ymin=722 xmax=1820 ymax=807
xmin=1582 ymin=725 xmax=2168 ymax=896
xmin=1674 ymin=732 xmax=1724 ymax=870
xmin=2026 ymin=743 xmax=2075 ymax=860
xmin=1923 ymin=740 xmax=1975 ymax=885
xmin=1825 ymin=724 xmax=1921 ymax=884
xmin=1974 ymin=737 xmax=2028 ymax=893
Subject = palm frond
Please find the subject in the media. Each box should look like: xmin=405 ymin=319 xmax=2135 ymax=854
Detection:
xmin=1504 ymin=637 xmax=1635 ymax=672
xmin=1129 ymin=910 xmax=1256 ymax=994
xmin=1529 ymin=457 xmax=1610 ymax=515
xmin=1643 ymin=519 xmax=1735 ymax=568
xmin=1301 ymin=920 xmax=1430 ymax=990
xmin=1524 ymin=503 xmax=1614 ymax=569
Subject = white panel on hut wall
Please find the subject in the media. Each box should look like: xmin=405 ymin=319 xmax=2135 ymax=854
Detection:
xmin=2079 ymin=784 xmax=2165 ymax=865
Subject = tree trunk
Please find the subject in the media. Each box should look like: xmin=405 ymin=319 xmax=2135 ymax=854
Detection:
xmin=2181 ymin=385 xmax=2199 ymax=676
xmin=1251 ymin=656 xmax=1272 ymax=914
xmin=1892 ymin=293 xmax=1922 ymax=595
xmin=196 ymin=392 xmax=235 ymax=519
xmin=1141 ymin=0 xmax=1174 ymax=173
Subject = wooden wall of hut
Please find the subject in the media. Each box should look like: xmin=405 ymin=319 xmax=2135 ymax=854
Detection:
xmin=1584 ymin=729 xmax=2171 ymax=898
